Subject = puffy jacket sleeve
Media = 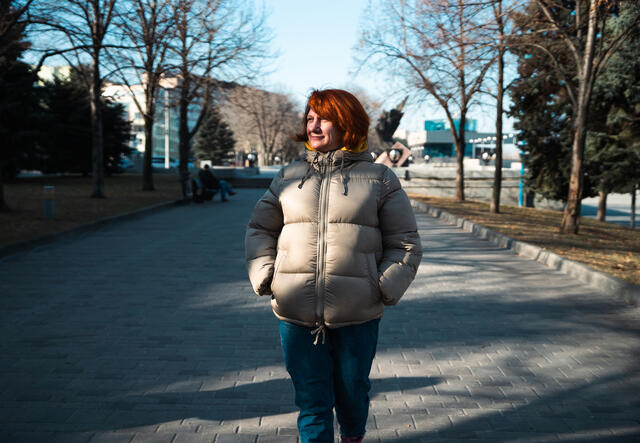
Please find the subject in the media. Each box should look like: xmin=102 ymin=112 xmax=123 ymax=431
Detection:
xmin=377 ymin=167 xmax=423 ymax=305
xmin=245 ymin=169 xmax=285 ymax=296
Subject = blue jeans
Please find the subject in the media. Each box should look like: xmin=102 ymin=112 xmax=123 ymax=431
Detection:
xmin=218 ymin=179 xmax=234 ymax=200
xmin=279 ymin=319 xmax=380 ymax=443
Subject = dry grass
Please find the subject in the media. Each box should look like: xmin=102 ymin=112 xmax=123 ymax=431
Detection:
xmin=409 ymin=194 xmax=640 ymax=286
xmin=1 ymin=174 xmax=182 ymax=248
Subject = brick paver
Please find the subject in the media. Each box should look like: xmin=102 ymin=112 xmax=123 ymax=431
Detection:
xmin=1 ymin=188 xmax=639 ymax=442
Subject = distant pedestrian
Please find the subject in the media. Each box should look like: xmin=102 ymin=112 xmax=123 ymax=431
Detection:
xmin=196 ymin=164 xmax=235 ymax=202
xmin=245 ymin=89 xmax=422 ymax=442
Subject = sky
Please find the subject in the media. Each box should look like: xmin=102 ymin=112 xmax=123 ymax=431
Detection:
xmin=264 ymin=0 xmax=512 ymax=132
xmin=261 ymin=0 xmax=507 ymax=133
xmin=261 ymin=0 xmax=376 ymax=103
xmin=26 ymin=0 xmax=504 ymax=133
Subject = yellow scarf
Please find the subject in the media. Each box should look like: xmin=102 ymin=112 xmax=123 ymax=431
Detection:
xmin=304 ymin=138 xmax=368 ymax=153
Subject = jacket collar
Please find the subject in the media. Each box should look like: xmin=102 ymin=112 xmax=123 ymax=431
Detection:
xmin=305 ymin=149 xmax=373 ymax=168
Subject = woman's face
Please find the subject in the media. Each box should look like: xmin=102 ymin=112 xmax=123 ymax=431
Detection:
xmin=306 ymin=108 xmax=341 ymax=152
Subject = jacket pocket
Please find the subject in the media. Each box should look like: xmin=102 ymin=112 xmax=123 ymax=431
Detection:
xmin=270 ymin=251 xmax=286 ymax=294
xmin=365 ymin=253 xmax=381 ymax=298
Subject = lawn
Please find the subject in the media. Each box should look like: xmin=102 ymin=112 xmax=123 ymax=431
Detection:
xmin=1 ymin=173 xmax=183 ymax=249
xmin=409 ymin=194 xmax=640 ymax=286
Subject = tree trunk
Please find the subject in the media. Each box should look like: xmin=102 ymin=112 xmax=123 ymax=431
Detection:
xmin=560 ymin=118 xmax=586 ymax=233
xmin=178 ymin=82 xmax=191 ymax=202
xmin=560 ymin=1 xmax=598 ymax=234
xmin=491 ymin=34 xmax=504 ymax=214
xmin=632 ymin=184 xmax=637 ymax=229
xmin=0 ymin=183 xmax=6 ymax=211
xmin=597 ymin=189 xmax=607 ymax=221
xmin=454 ymin=138 xmax=465 ymax=201
xmin=142 ymin=78 xmax=156 ymax=191
xmin=452 ymin=118 xmax=466 ymax=201
xmin=0 ymin=163 xmax=8 ymax=211
xmin=142 ymin=113 xmax=155 ymax=191
xmin=90 ymin=56 xmax=105 ymax=198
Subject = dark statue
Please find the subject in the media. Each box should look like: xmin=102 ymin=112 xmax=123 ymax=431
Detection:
xmin=375 ymin=96 xmax=408 ymax=144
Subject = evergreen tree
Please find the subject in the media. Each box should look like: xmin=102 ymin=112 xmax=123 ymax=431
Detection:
xmin=509 ymin=32 xmax=598 ymax=202
xmin=37 ymin=70 xmax=132 ymax=175
xmin=509 ymin=1 xmax=640 ymax=210
xmin=192 ymin=108 xmax=235 ymax=165
xmin=0 ymin=0 xmax=40 ymax=210
xmin=587 ymin=4 xmax=640 ymax=217
xmin=511 ymin=0 xmax=640 ymax=233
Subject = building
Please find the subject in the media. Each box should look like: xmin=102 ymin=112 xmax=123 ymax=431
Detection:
xmin=37 ymin=65 xmax=72 ymax=84
xmin=103 ymin=77 xmax=201 ymax=168
xmin=395 ymin=118 xmax=521 ymax=162
xmin=37 ymin=65 xmax=200 ymax=168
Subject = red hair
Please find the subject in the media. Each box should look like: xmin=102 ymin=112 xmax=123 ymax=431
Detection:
xmin=294 ymin=89 xmax=369 ymax=149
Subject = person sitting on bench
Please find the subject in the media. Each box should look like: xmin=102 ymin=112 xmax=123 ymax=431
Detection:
xmin=197 ymin=164 xmax=236 ymax=202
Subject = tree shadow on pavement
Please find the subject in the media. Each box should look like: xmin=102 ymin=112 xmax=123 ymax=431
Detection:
xmin=41 ymin=376 xmax=446 ymax=432
xmin=2 ymin=199 xmax=639 ymax=441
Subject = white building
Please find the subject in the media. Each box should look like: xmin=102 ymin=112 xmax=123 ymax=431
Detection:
xmin=103 ymin=77 xmax=201 ymax=168
xmin=394 ymin=119 xmax=521 ymax=162
xmin=37 ymin=65 xmax=72 ymax=84
xmin=38 ymin=66 xmax=199 ymax=169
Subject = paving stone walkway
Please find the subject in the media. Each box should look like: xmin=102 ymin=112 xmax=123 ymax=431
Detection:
xmin=1 ymin=188 xmax=639 ymax=443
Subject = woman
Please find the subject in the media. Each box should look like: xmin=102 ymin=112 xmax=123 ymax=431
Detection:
xmin=245 ymin=89 xmax=422 ymax=442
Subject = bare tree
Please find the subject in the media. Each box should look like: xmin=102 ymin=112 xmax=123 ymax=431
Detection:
xmin=515 ymin=0 xmax=640 ymax=234
xmin=481 ymin=0 xmax=519 ymax=213
xmin=168 ymin=0 xmax=272 ymax=199
xmin=357 ymin=0 xmax=493 ymax=201
xmin=110 ymin=0 xmax=174 ymax=191
xmin=344 ymin=84 xmax=385 ymax=153
xmin=29 ymin=0 xmax=119 ymax=198
xmin=490 ymin=1 xmax=507 ymax=213
xmin=0 ymin=0 xmax=35 ymax=57
xmin=222 ymin=86 xmax=299 ymax=166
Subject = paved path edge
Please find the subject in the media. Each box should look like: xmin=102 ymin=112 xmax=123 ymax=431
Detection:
xmin=0 ymin=199 xmax=183 ymax=259
xmin=410 ymin=198 xmax=640 ymax=307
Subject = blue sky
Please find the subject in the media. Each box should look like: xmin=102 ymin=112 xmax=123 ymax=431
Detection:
xmin=27 ymin=0 xmax=502 ymax=132
xmin=262 ymin=0 xmax=505 ymax=132
xmin=261 ymin=0 xmax=378 ymax=101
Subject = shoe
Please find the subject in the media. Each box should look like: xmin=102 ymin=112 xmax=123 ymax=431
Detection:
xmin=341 ymin=437 xmax=363 ymax=443
xmin=229 ymin=191 xmax=236 ymax=196
xmin=222 ymin=198 xmax=229 ymax=202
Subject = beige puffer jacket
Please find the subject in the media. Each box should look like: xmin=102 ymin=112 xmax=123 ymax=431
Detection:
xmin=245 ymin=149 xmax=422 ymax=329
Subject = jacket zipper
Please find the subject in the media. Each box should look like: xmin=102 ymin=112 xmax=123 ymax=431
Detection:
xmin=315 ymin=152 xmax=333 ymax=324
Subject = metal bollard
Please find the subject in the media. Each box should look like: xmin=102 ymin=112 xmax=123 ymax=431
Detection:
xmin=43 ymin=185 xmax=55 ymax=220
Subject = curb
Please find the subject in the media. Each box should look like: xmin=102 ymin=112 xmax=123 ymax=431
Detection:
xmin=0 ymin=199 xmax=183 ymax=260
xmin=410 ymin=199 xmax=640 ymax=308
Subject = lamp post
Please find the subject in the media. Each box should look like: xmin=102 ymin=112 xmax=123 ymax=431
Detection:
xmin=514 ymin=133 xmax=525 ymax=207
xmin=247 ymin=152 xmax=257 ymax=168
xmin=388 ymin=148 xmax=401 ymax=166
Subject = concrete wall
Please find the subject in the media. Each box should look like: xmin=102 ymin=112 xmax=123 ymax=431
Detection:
xmin=395 ymin=162 xmax=563 ymax=210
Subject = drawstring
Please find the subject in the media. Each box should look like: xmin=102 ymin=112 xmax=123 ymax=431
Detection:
xmin=298 ymin=151 xmax=349 ymax=195
xmin=339 ymin=153 xmax=348 ymax=195
xmin=311 ymin=323 xmax=326 ymax=345
xmin=298 ymin=152 xmax=320 ymax=189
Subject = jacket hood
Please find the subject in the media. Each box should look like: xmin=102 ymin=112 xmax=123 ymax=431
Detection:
xmin=300 ymin=148 xmax=374 ymax=196
xmin=304 ymin=148 xmax=373 ymax=168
